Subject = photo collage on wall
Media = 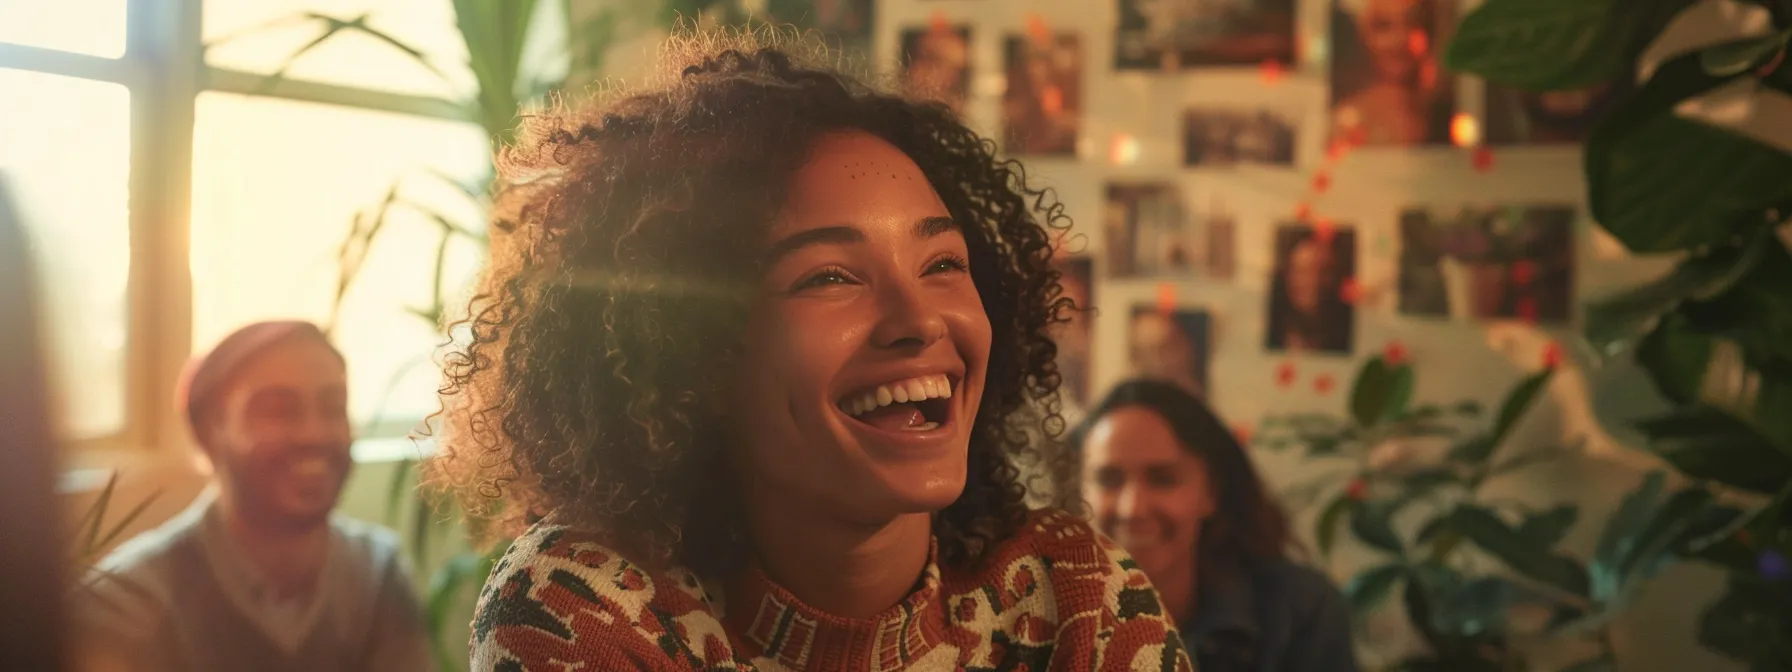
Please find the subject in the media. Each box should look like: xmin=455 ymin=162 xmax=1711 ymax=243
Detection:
xmin=893 ymin=0 xmax=1589 ymax=404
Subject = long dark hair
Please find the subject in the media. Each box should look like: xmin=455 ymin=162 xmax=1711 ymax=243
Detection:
xmin=1071 ymin=378 xmax=1293 ymax=564
xmin=428 ymin=30 xmax=1081 ymax=574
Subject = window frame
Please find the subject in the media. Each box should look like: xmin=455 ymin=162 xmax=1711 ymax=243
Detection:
xmin=1 ymin=0 xmax=478 ymax=461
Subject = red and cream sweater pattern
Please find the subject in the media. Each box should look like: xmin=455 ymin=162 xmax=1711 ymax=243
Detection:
xmin=469 ymin=509 xmax=1195 ymax=671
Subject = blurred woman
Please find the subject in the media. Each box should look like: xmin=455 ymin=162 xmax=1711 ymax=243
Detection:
xmin=1075 ymin=379 xmax=1358 ymax=672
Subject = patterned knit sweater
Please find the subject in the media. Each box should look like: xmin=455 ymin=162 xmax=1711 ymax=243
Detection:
xmin=470 ymin=508 xmax=1196 ymax=671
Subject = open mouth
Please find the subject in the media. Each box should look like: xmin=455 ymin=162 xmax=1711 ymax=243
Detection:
xmin=838 ymin=373 xmax=955 ymax=432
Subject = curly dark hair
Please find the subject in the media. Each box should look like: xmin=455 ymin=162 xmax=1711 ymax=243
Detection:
xmin=428 ymin=29 xmax=1082 ymax=575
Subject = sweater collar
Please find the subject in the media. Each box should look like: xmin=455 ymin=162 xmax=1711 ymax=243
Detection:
xmin=722 ymin=538 xmax=948 ymax=671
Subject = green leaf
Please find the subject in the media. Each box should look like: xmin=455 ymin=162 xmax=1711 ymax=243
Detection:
xmin=1594 ymin=471 xmax=1666 ymax=566
xmin=1700 ymin=29 xmax=1792 ymax=77
xmin=1433 ymin=577 xmax=1518 ymax=637
xmin=1584 ymin=50 xmax=1792 ymax=253
xmin=1681 ymin=238 xmax=1792 ymax=375
xmin=426 ymin=552 xmax=483 ymax=641
xmin=1616 ymin=487 xmax=1714 ymax=585
xmin=1448 ymin=434 xmax=1498 ymax=464
xmin=1351 ymin=499 xmax=1406 ymax=555
xmin=1583 ymin=230 xmax=1769 ymax=359
xmin=1633 ymin=312 xmax=1716 ymax=406
xmin=1634 ymin=407 xmax=1792 ymax=495
xmin=1517 ymin=505 xmax=1579 ymax=548
xmin=1345 ymin=563 xmax=1407 ymax=614
xmin=385 ymin=457 xmax=418 ymax=523
xmin=1491 ymin=368 xmax=1553 ymax=447
xmin=1350 ymin=357 xmax=1408 ymax=429
xmin=1696 ymin=573 xmax=1792 ymax=663
xmin=1316 ymin=494 xmax=1355 ymax=558
xmin=1450 ymin=505 xmax=1591 ymax=598
xmin=1442 ymin=0 xmax=1622 ymax=89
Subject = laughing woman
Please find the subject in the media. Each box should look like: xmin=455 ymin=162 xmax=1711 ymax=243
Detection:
xmin=433 ymin=33 xmax=1195 ymax=672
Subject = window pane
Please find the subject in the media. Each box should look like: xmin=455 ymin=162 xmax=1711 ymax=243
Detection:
xmin=0 ymin=69 xmax=131 ymax=440
xmin=203 ymin=0 xmax=473 ymax=100
xmin=0 ymin=0 xmax=127 ymax=59
xmin=190 ymin=92 xmax=488 ymax=431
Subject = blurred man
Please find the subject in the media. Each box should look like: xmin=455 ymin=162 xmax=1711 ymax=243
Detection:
xmin=73 ymin=321 xmax=432 ymax=672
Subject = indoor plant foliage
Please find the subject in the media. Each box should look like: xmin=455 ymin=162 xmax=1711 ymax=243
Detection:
xmin=1446 ymin=0 xmax=1792 ymax=666
xmin=1260 ymin=356 xmax=1729 ymax=671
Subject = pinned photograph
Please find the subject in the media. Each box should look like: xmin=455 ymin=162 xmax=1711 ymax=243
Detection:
xmin=1396 ymin=205 xmax=1576 ymax=324
xmin=1129 ymin=307 xmax=1213 ymax=399
xmin=1485 ymin=80 xmax=1631 ymax=145
xmin=1329 ymin=0 xmax=1456 ymax=146
xmin=1003 ymin=33 xmax=1083 ymax=156
xmin=1115 ymin=0 xmax=1297 ymax=69
xmin=902 ymin=25 xmax=973 ymax=116
xmin=764 ymin=0 xmax=874 ymax=52
xmin=1265 ymin=224 xmax=1356 ymax=354
xmin=1051 ymin=257 xmax=1095 ymax=409
xmin=1103 ymin=183 xmax=1193 ymax=278
xmin=1182 ymin=107 xmax=1298 ymax=166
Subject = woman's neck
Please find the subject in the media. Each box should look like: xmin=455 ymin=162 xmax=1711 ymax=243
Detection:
xmin=740 ymin=496 xmax=933 ymax=620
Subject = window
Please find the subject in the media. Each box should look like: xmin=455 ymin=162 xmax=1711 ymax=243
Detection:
xmin=0 ymin=0 xmax=128 ymax=58
xmin=190 ymin=92 xmax=487 ymax=429
xmin=0 ymin=70 xmax=132 ymax=441
xmin=0 ymin=0 xmax=565 ymax=456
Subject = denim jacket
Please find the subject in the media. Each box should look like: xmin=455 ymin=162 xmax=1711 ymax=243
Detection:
xmin=1181 ymin=558 xmax=1359 ymax=672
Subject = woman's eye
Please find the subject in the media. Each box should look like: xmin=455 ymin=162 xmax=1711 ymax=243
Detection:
xmin=793 ymin=268 xmax=855 ymax=291
xmin=926 ymin=254 xmax=970 ymax=275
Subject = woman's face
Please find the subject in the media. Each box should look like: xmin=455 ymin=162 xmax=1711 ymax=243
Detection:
xmin=1286 ymin=238 xmax=1330 ymax=312
xmin=1358 ymin=0 xmax=1432 ymax=82
xmin=726 ymin=131 xmax=993 ymax=523
xmin=1082 ymin=406 xmax=1214 ymax=583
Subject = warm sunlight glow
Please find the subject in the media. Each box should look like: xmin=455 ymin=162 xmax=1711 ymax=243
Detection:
xmin=0 ymin=69 xmax=131 ymax=439
xmin=1451 ymin=113 xmax=1482 ymax=147
xmin=1109 ymin=133 xmax=1141 ymax=165
xmin=0 ymin=0 xmax=127 ymax=58
xmin=189 ymin=92 xmax=489 ymax=424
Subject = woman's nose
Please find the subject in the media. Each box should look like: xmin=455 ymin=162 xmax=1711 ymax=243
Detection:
xmin=869 ymin=279 xmax=947 ymax=350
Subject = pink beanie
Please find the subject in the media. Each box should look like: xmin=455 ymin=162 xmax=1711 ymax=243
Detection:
xmin=175 ymin=321 xmax=342 ymax=442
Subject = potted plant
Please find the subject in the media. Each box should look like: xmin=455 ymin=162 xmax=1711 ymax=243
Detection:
xmin=1445 ymin=0 xmax=1792 ymax=665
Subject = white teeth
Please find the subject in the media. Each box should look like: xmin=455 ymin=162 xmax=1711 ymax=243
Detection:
xmin=913 ymin=422 xmax=939 ymax=431
xmin=840 ymin=373 xmax=955 ymax=417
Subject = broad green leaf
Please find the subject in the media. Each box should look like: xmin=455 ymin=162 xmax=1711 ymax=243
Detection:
xmin=1443 ymin=0 xmax=1622 ymax=89
xmin=1583 ymin=230 xmax=1769 ymax=358
xmin=427 ymin=552 xmax=483 ymax=641
xmin=1451 ymin=505 xmax=1591 ymax=598
xmin=1617 ymin=487 xmax=1714 ymax=585
xmin=1345 ymin=563 xmax=1407 ymax=614
xmin=1517 ymin=505 xmax=1578 ymax=548
xmin=1700 ymin=29 xmax=1792 ymax=77
xmin=1349 ymin=357 xmax=1398 ymax=429
xmin=1592 ymin=471 xmax=1666 ymax=589
xmin=1433 ymin=577 xmax=1518 ymax=637
xmin=1351 ymin=499 xmax=1406 ymax=555
xmin=1696 ymin=574 xmax=1792 ymax=663
xmin=1681 ymin=239 xmax=1792 ymax=375
xmin=1584 ymin=51 xmax=1792 ymax=253
xmin=1634 ymin=406 xmax=1792 ymax=495
xmin=1633 ymin=312 xmax=1715 ymax=406
xmin=1316 ymin=494 xmax=1355 ymax=558
xmin=1491 ymin=368 xmax=1553 ymax=447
